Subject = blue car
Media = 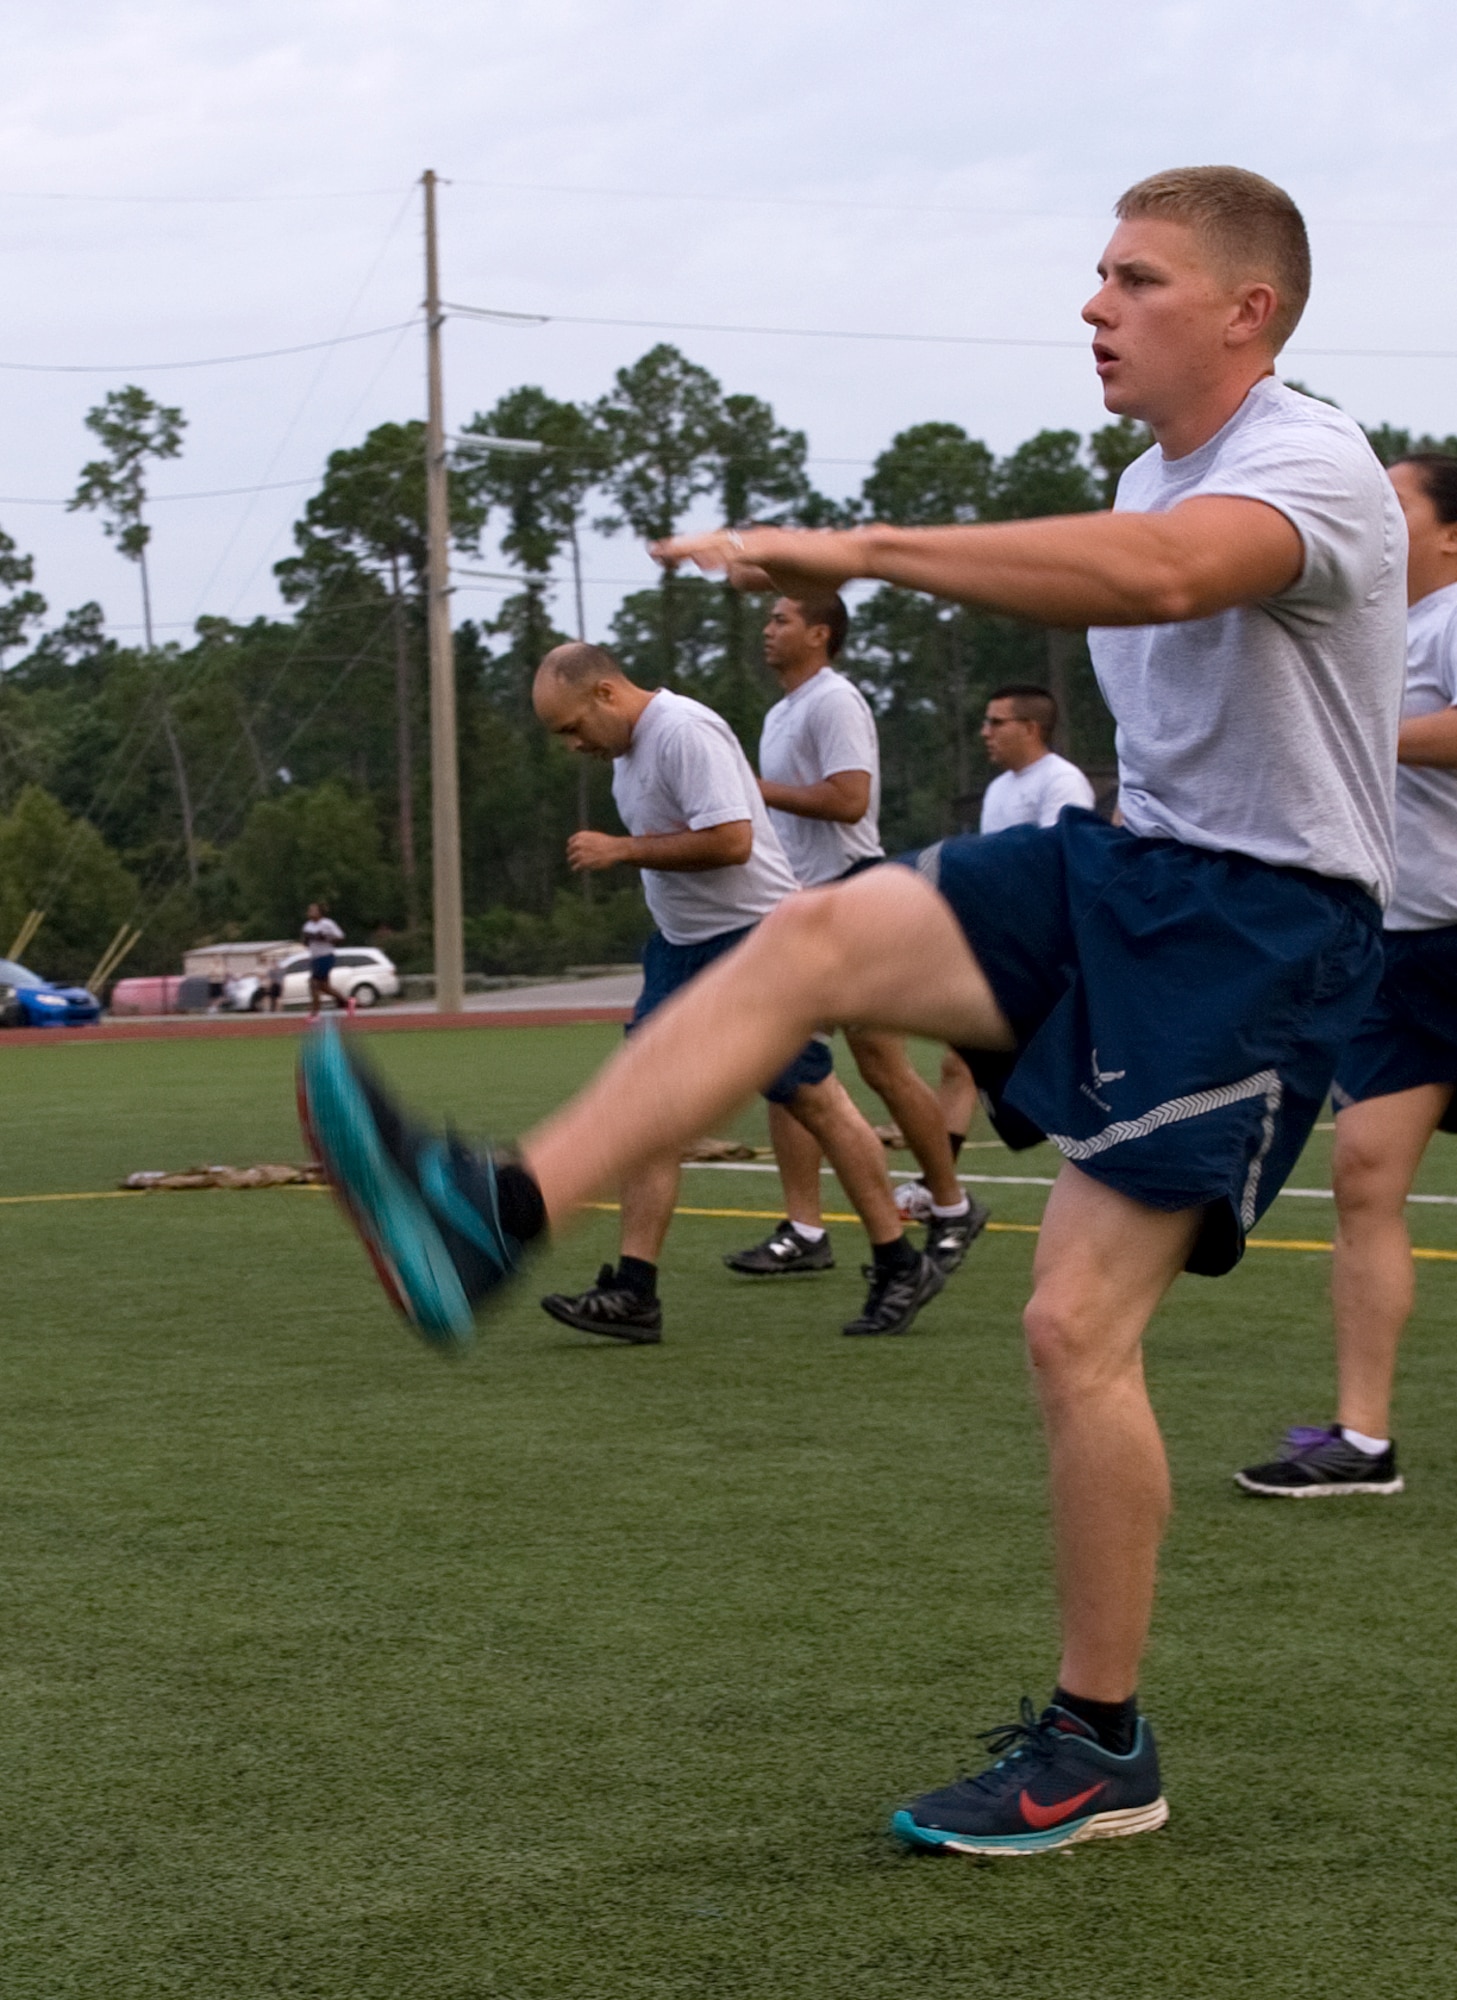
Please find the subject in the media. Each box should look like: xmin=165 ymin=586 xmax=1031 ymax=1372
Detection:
xmin=0 ymin=957 xmax=102 ymax=1028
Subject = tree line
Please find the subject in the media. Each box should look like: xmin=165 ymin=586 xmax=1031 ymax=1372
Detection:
xmin=0 ymin=350 xmax=1451 ymax=987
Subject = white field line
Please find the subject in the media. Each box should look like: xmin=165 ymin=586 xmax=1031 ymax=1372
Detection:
xmin=677 ymin=1160 xmax=1457 ymax=1207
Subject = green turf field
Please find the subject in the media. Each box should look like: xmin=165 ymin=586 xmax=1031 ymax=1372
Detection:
xmin=3 ymin=1026 xmax=1457 ymax=1998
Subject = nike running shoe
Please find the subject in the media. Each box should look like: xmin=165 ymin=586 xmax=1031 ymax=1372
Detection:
xmin=841 ymin=1249 xmax=945 ymax=1336
xmin=298 ymin=1022 xmax=529 ymax=1348
xmin=540 ymin=1266 xmax=663 ymax=1344
xmin=925 ymin=1198 xmax=991 ymax=1274
xmin=893 ymin=1178 xmax=935 ymax=1222
xmin=1235 ymin=1425 xmax=1403 ymax=1497
xmin=723 ymin=1219 xmax=835 ymax=1275
xmin=891 ymin=1700 xmax=1168 ymax=1856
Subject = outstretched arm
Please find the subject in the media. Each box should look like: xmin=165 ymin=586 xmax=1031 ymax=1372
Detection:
xmin=653 ymin=494 xmax=1303 ymax=629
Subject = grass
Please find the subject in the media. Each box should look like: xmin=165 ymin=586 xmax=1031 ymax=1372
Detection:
xmin=2 ymin=1024 xmax=1457 ymax=1997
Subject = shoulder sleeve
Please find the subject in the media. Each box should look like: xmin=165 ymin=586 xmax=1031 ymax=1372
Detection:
xmin=809 ymin=682 xmax=878 ymax=779
xmin=663 ymin=716 xmax=757 ymax=832
xmin=1194 ymin=421 xmax=1396 ymax=622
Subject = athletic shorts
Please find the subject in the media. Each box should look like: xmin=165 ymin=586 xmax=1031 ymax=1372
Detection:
xmin=1331 ymin=924 xmax=1457 ymax=1133
xmin=309 ymin=954 xmax=337 ymax=981
xmin=901 ymin=810 xmax=1382 ymax=1275
xmin=629 ymin=925 xmax=834 ymax=1106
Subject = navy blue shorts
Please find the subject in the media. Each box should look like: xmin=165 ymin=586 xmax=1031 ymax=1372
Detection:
xmin=310 ymin=954 xmax=336 ymax=981
xmin=903 ymin=811 xmax=1382 ymax=1275
xmin=630 ymin=926 xmax=834 ymax=1106
xmin=1332 ymin=925 xmax=1457 ymax=1133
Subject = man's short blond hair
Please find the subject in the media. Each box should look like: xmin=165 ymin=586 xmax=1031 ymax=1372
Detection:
xmin=1115 ymin=166 xmax=1311 ymax=352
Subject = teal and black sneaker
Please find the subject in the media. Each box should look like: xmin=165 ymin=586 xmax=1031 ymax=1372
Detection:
xmin=891 ymin=1699 xmax=1168 ymax=1856
xmin=298 ymin=1022 xmax=538 ymax=1349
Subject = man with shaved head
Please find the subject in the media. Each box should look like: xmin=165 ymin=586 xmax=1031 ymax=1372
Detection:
xmin=524 ymin=642 xmax=945 ymax=1342
xmin=303 ymin=168 xmax=1405 ymax=1852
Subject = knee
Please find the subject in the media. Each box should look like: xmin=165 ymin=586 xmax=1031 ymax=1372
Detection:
xmin=1022 ymin=1288 xmax=1128 ymax=1400
xmin=1331 ymin=1132 xmax=1401 ymax=1221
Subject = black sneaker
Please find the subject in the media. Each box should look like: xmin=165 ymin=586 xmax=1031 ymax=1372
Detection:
xmin=540 ymin=1265 xmax=663 ymax=1344
xmin=891 ymin=1699 xmax=1168 ymax=1856
xmin=841 ymin=1248 xmax=945 ymax=1336
xmin=1235 ymin=1424 xmax=1403 ymax=1496
xmin=723 ymin=1218 xmax=835 ymax=1275
xmin=925 ymin=1199 xmax=991 ymax=1274
xmin=298 ymin=1021 xmax=530 ymax=1348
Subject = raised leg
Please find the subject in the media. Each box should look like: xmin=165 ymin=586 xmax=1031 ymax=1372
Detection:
xmin=1331 ymin=1084 xmax=1451 ymax=1439
xmin=523 ymin=868 xmax=1013 ymax=1226
xmin=1024 ymin=1164 xmax=1199 ymax=1700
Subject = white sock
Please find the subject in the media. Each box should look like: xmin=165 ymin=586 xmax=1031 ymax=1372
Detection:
xmin=930 ymin=1197 xmax=971 ymax=1219
xmin=790 ymin=1220 xmax=826 ymax=1244
xmin=1339 ymin=1425 xmax=1389 ymax=1456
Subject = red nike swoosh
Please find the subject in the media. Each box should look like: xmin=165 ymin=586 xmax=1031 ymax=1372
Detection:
xmin=1019 ymin=1782 xmax=1107 ymax=1830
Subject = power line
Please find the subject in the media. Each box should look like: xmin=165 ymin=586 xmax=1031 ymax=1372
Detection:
xmin=446 ymin=300 xmax=1457 ymax=363
xmin=0 ymin=319 xmax=415 ymax=375
xmin=0 ymin=477 xmax=319 ymax=508
xmin=448 ymin=176 xmax=1455 ymax=232
xmin=0 ymin=185 xmax=406 ymax=205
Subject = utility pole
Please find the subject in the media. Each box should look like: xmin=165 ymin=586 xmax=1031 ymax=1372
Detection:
xmin=422 ymin=169 xmax=465 ymax=1015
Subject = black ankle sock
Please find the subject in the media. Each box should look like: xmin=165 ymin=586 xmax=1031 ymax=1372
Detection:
xmin=491 ymin=1158 xmax=547 ymax=1244
xmin=615 ymin=1256 xmax=658 ymax=1302
xmin=948 ymin=1131 xmax=966 ymax=1162
xmin=1052 ymin=1686 xmax=1138 ymax=1756
xmin=872 ymin=1234 xmax=919 ymax=1278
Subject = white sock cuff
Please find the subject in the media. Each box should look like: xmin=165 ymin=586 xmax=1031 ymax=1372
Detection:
xmin=1339 ymin=1425 xmax=1389 ymax=1456
xmin=790 ymin=1219 xmax=826 ymax=1244
xmin=930 ymin=1198 xmax=971 ymax=1218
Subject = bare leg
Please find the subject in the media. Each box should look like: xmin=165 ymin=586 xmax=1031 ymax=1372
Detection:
xmin=781 ymin=1075 xmax=902 ymax=1245
xmin=618 ymin=1151 xmax=683 ymax=1264
xmin=524 ymin=870 xmax=1013 ymax=1225
xmin=848 ymin=1027 xmax=962 ymax=1206
xmin=938 ymin=1048 xmax=978 ymax=1136
xmin=767 ymin=1099 xmax=825 ymax=1229
xmin=1024 ymin=1164 xmax=1200 ymax=1700
xmin=1331 ymin=1084 xmax=1451 ymax=1438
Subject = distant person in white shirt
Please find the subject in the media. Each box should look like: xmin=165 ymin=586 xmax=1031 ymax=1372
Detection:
xmin=724 ymin=592 xmax=987 ymax=1279
xmin=903 ymin=684 xmax=1098 ymax=1211
xmin=301 ymin=903 xmax=344 ymax=1017
xmin=979 ymin=684 xmax=1096 ymax=834
xmin=1238 ymin=451 xmax=1457 ymax=1498
xmin=530 ymin=643 xmax=946 ymax=1344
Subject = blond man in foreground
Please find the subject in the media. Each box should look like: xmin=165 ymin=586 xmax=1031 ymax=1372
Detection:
xmin=301 ymin=167 xmax=1404 ymax=1855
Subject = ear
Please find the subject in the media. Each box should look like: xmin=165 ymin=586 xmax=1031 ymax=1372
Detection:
xmin=1227 ymin=281 xmax=1280 ymax=349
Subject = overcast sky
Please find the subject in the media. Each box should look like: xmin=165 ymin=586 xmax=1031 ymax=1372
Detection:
xmin=3 ymin=0 xmax=1455 ymax=647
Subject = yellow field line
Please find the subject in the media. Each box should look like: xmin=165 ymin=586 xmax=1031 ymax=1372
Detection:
xmin=586 ymin=1201 xmax=1457 ymax=1261
xmin=6 ymin=1188 xmax=1457 ymax=1263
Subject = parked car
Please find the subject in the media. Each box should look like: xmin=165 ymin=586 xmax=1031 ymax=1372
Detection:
xmin=0 ymin=957 xmax=102 ymax=1028
xmin=232 ymin=946 xmax=400 ymax=1012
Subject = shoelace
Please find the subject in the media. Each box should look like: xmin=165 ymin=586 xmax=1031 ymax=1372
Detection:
xmin=963 ymin=1698 xmax=1066 ymax=1795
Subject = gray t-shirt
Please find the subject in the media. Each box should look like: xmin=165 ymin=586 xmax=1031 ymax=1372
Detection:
xmin=1089 ymin=377 xmax=1406 ymax=905
xmin=980 ymin=751 xmax=1096 ymax=834
xmin=611 ymin=688 xmax=800 ymax=945
xmin=1387 ymin=581 xmax=1457 ymax=931
xmin=759 ymin=665 xmax=884 ymax=886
